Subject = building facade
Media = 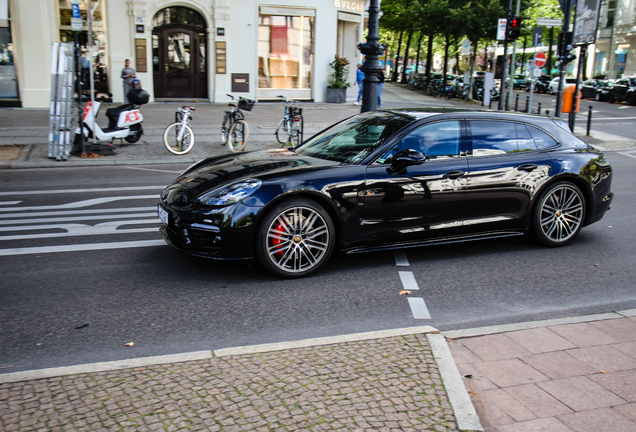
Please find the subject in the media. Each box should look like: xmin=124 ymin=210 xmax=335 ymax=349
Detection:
xmin=592 ymin=0 xmax=636 ymax=79
xmin=5 ymin=0 xmax=366 ymax=108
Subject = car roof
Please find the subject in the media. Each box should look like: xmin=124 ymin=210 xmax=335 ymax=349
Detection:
xmin=385 ymin=108 xmax=558 ymax=124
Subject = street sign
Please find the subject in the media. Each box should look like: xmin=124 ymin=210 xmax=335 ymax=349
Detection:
xmin=68 ymin=0 xmax=81 ymax=3
xmin=534 ymin=52 xmax=547 ymax=67
xmin=497 ymin=18 xmax=507 ymax=41
xmin=537 ymin=18 xmax=562 ymax=27
xmin=533 ymin=67 xmax=542 ymax=77
xmin=71 ymin=4 xmax=82 ymax=31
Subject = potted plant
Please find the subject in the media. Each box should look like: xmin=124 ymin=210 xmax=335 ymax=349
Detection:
xmin=326 ymin=55 xmax=351 ymax=103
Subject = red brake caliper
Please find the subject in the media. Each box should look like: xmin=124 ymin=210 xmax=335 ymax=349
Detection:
xmin=271 ymin=222 xmax=285 ymax=257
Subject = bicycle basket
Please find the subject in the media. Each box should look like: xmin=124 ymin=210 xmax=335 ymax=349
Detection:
xmin=238 ymin=98 xmax=255 ymax=111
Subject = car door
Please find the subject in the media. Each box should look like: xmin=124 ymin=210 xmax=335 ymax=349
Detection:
xmin=361 ymin=120 xmax=468 ymax=245
xmin=613 ymin=79 xmax=628 ymax=101
xmin=463 ymin=120 xmax=553 ymax=232
xmin=581 ymin=80 xmax=594 ymax=98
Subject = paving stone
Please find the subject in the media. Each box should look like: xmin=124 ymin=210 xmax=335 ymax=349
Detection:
xmin=473 ymin=358 xmax=550 ymax=388
xmin=588 ymin=370 xmax=636 ymax=402
xmin=557 ymin=407 xmax=636 ymax=432
xmin=504 ymin=383 xmax=573 ymax=417
xmin=566 ymin=345 xmax=636 ymax=372
xmin=495 ymin=416 xmax=573 ymax=432
xmin=549 ymin=322 xmax=619 ymax=347
xmin=537 ymin=376 xmax=626 ymax=411
xmin=460 ymin=333 xmax=533 ymax=361
xmin=505 ymin=327 xmax=577 ymax=353
xmin=519 ymin=351 xmax=598 ymax=379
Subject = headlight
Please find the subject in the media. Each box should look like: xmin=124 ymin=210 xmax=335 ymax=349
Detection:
xmin=197 ymin=179 xmax=262 ymax=206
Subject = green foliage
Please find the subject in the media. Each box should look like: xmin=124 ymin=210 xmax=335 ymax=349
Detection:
xmin=327 ymin=55 xmax=351 ymax=89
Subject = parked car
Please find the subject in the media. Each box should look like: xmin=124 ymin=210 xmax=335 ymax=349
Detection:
xmin=505 ymin=74 xmax=526 ymax=89
xmin=581 ymin=79 xmax=613 ymax=101
xmin=549 ymin=77 xmax=578 ymax=94
xmin=158 ymin=109 xmax=614 ymax=278
xmin=608 ymin=76 xmax=636 ymax=104
xmin=525 ymin=75 xmax=552 ymax=93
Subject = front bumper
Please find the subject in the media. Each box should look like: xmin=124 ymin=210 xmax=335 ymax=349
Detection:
xmin=158 ymin=202 xmax=259 ymax=260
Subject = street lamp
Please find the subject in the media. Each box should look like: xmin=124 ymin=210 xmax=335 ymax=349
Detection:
xmin=358 ymin=0 xmax=385 ymax=112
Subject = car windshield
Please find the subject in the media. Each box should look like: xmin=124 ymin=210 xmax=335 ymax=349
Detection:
xmin=630 ymin=78 xmax=636 ymax=86
xmin=294 ymin=112 xmax=411 ymax=164
xmin=565 ymin=78 xmax=577 ymax=83
xmin=514 ymin=75 xmax=524 ymax=79
xmin=597 ymin=80 xmax=611 ymax=87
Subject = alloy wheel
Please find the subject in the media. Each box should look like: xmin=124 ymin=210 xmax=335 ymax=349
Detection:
xmin=538 ymin=184 xmax=584 ymax=244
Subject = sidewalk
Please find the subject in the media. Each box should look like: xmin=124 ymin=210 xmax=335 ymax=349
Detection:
xmin=2 ymin=312 xmax=636 ymax=431
xmin=2 ymin=82 xmax=631 ymax=169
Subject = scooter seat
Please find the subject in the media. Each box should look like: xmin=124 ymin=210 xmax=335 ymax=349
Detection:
xmin=105 ymin=104 xmax=136 ymax=120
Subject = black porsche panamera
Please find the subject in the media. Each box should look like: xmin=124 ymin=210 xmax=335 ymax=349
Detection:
xmin=158 ymin=108 xmax=614 ymax=278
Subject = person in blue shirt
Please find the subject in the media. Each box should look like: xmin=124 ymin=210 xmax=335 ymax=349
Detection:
xmin=354 ymin=63 xmax=364 ymax=105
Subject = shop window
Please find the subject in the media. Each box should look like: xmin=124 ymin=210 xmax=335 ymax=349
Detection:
xmin=258 ymin=12 xmax=314 ymax=96
xmin=57 ymin=0 xmax=110 ymax=97
xmin=0 ymin=8 xmax=18 ymax=101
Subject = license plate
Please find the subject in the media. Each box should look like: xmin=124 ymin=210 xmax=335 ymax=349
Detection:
xmin=157 ymin=204 xmax=169 ymax=225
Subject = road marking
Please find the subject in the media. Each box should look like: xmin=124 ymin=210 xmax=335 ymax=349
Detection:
xmin=0 ymin=212 xmax=157 ymax=225
xmin=408 ymin=298 xmax=431 ymax=319
xmin=0 ymin=207 xmax=156 ymax=219
xmin=0 ymin=196 xmax=157 ymax=213
xmin=398 ymin=271 xmax=420 ymax=290
xmin=0 ymin=186 xmax=165 ymax=196
xmin=0 ymin=219 xmax=159 ymax=241
xmin=0 ymin=201 xmax=21 ymax=205
xmin=125 ymin=166 xmax=184 ymax=174
xmin=0 ymin=239 xmax=166 ymax=257
xmin=579 ymin=116 xmax=636 ymax=120
xmin=618 ymin=152 xmax=636 ymax=159
xmin=618 ymin=106 xmax=632 ymax=109
xmin=393 ymin=250 xmax=410 ymax=266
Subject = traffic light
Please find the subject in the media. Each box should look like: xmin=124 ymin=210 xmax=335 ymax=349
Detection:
xmin=507 ymin=16 xmax=522 ymax=41
xmin=557 ymin=32 xmax=576 ymax=63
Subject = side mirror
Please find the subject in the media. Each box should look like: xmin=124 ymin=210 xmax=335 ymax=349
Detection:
xmin=388 ymin=148 xmax=426 ymax=174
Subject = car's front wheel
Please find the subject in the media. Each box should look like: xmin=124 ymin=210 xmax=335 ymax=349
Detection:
xmin=595 ymin=92 xmax=601 ymax=101
xmin=256 ymin=199 xmax=335 ymax=278
xmin=532 ymin=182 xmax=585 ymax=247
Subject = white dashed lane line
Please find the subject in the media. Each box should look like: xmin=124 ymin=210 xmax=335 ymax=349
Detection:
xmin=393 ymin=251 xmax=432 ymax=320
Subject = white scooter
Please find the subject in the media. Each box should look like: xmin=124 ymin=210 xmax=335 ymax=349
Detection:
xmin=74 ymin=88 xmax=148 ymax=145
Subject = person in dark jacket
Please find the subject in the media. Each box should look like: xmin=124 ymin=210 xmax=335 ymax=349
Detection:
xmin=378 ymin=70 xmax=385 ymax=108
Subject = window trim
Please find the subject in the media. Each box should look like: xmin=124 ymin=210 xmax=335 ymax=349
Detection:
xmin=465 ymin=119 xmax=560 ymax=158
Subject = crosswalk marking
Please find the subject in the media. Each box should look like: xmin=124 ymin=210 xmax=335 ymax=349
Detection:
xmin=0 ymin=240 xmax=166 ymax=257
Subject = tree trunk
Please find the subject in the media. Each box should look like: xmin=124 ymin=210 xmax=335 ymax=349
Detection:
xmin=425 ymin=33 xmax=434 ymax=78
xmin=415 ymin=32 xmax=423 ymax=73
xmin=442 ymin=34 xmax=450 ymax=90
xmin=521 ymin=35 xmax=527 ymax=74
xmin=401 ymin=31 xmax=414 ymax=83
xmin=483 ymin=47 xmax=488 ymax=70
xmin=467 ymin=40 xmax=478 ymax=102
xmin=392 ymin=31 xmax=403 ymax=82
xmin=546 ymin=27 xmax=554 ymax=74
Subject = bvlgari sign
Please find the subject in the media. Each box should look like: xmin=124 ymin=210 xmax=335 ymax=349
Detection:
xmin=335 ymin=0 xmax=364 ymax=13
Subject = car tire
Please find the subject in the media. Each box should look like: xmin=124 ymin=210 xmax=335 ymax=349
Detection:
xmin=255 ymin=198 xmax=335 ymax=278
xmin=628 ymin=94 xmax=636 ymax=105
xmin=550 ymin=88 xmax=555 ymax=95
xmin=595 ymin=92 xmax=601 ymax=101
xmin=532 ymin=182 xmax=585 ymax=247
xmin=609 ymin=95 xmax=615 ymax=103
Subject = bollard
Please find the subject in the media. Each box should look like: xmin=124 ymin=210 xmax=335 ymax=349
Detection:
xmin=546 ymin=109 xmax=550 ymax=117
xmin=489 ymin=96 xmax=493 ymax=110
xmin=525 ymin=96 xmax=530 ymax=113
xmin=587 ymin=105 xmax=593 ymax=136
xmin=538 ymin=102 xmax=542 ymax=115
xmin=515 ymin=94 xmax=519 ymax=112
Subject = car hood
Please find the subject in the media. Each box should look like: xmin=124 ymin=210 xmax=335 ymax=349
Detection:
xmin=161 ymin=149 xmax=339 ymax=205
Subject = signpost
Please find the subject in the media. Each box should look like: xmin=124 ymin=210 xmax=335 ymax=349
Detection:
xmin=528 ymin=52 xmax=547 ymax=114
xmin=534 ymin=52 xmax=547 ymax=68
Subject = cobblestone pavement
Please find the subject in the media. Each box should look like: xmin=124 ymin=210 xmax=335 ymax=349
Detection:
xmin=0 ymin=334 xmax=460 ymax=432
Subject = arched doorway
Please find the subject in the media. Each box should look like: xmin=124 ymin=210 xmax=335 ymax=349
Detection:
xmin=152 ymin=7 xmax=207 ymax=98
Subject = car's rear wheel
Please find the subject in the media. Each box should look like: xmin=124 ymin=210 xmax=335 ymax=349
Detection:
xmin=595 ymin=92 xmax=601 ymax=101
xmin=256 ymin=199 xmax=335 ymax=278
xmin=532 ymin=182 xmax=585 ymax=247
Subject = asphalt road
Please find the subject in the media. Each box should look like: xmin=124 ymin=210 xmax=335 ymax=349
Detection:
xmin=0 ymin=152 xmax=635 ymax=374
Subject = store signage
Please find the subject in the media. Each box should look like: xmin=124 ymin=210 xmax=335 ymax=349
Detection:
xmin=136 ymin=25 xmax=144 ymax=33
xmin=217 ymin=28 xmax=225 ymax=36
xmin=334 ymin=0 xmax=364 ymax=13
xmin=215 ymin=41 xmax=226 ymax=74
xmin=497 ymin=18 xmax=507 ymax=41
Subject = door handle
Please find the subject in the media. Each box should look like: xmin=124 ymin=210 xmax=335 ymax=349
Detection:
xmin=517 ymin=164 xmax=538 ymax=172
xmin=443 ymin=170 xmax=465 ymax=179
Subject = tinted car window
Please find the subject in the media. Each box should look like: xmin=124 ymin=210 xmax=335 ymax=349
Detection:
xmin=527 ymin=125 xmax=558 ymax=149
xmin=399 ymin=121 xmax=461 ymax=159
xmin=629 ymin=78 xmax=636 ymax=86
xmin=469 ymin=121 xmax=518 ymax=156
xmin=296 ymin=112 xmax=410 ymax=164
xmin=516 ymin=124 xmax=537 ymax=152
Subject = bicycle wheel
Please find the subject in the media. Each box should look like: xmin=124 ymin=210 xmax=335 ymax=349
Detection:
xmin=221 ymin=115 xmax=231 ymax=144
xmin=290 ymin=116 xmax=303 ymax=147
xmin=227 ymin=120 xmax=249 ymax=152
xmin=274 ymin=118 xmax=289 ymax=144
xmin=163 ymin=122 xmax=195 ymax=155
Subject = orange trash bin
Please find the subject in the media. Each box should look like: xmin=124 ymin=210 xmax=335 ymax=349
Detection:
xmin=562 ymin=84 xmax=581 ymax=113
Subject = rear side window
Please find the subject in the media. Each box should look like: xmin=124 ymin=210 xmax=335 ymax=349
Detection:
xmin=516 ymin=124 xmax=537 ymax=151
xmin=527 ymin=125 xmax=558 ymax=149
xmin=469 ymin=121 xmax=518 ymax=156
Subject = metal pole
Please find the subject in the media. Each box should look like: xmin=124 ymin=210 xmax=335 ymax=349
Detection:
xmin=556 ymin=0 xmax=573 ymax=117
xmin=569 ymin=45 xmax=586 ymax=131
xmin=525 ymin=95 xmax=529 ymax=113
xmin=88 ymin=0 xmax=96 ymax=145
xmin=586 ymin=105 xmax=593 ymax=136
xmin=507 ymin=0 xmax=521 ymax=110
xmin=498 ymin=0 xmax=513 ymax=110
xmin=358 ymin=0 xmax=384 ymax=112
xmin=74 ymin=31 xmax=85 ymax=155
xmin=528 ymin=78 xmax=534 ymax=113
xmin=538 ymin=102 xmax=542 ymax=114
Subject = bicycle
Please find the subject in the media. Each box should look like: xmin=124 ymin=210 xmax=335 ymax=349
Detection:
xmin=274 ymin=95 xmax=304 ymax=147
xmin=221 ymin=94 xmax=254 ymax=152
xmin=163 ymin=106 xmax=195 ymax=155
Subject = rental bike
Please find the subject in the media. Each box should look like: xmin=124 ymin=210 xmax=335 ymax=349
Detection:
xmin=221 ymin=94 xmax=254 ymax=152
xmin=274 ymin=95 xmax=304 ymax=147
xmin=163 ymin=106 xmax=195 ymax=155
